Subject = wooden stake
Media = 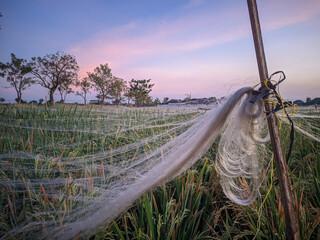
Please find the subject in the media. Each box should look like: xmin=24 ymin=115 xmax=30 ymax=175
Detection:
xmin=246 ymin=0 xmax=301 ymax=239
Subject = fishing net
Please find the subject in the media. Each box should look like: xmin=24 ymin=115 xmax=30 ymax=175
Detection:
xmin=0 ymin=87 xmax=319 ymax=239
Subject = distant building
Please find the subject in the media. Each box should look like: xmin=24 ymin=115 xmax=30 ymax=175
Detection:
xmin=29 ymin=100 xmax=38 ymax=105
xmin=187 ymin=97 xmax=217 ymax=105
xmin=167 ymin=99 xmax=180 ymax=104
xmin=311 ymin=98 xmax=320 ymax=105
xmin=89 ymin=100 xmax=100 ymax=105
xmin=165 ymin=97 xmax=218 ymax=105
xmin=293 ymin=100 xmax=305 ymax=106
xmin=294 ymin=98 xmax=320 ymax=106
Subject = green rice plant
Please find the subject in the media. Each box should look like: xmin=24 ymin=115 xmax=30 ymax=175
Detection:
xmin=99 ymin=114 xmax=320 ymax=239
xmin=0 ymin=104 xmax=319 ymax=239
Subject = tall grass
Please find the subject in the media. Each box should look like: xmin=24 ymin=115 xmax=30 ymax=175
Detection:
xmin=0 ymin=104 xmax=319 ymax=239
xmin=97 ymin=111 xmax=320 ymax=239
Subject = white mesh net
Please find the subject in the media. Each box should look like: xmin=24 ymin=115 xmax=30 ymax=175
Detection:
xmin=0 ymin=87 xmax=319 ymax=239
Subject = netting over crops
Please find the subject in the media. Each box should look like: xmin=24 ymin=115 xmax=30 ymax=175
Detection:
xmin=0 ymin=87 xmax=319 ymax=239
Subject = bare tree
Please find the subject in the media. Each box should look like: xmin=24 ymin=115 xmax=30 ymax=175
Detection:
xmin=31 ymin=51 xmax=79 ymax=105
xmin=0 ymin=53 xmax=34 ymax=104
xmin=75 ymin=77 xmax=91 ymax=104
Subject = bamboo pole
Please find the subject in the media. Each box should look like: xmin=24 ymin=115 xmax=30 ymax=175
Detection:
xmin=246 ymin=0 xmax=301 ymax=239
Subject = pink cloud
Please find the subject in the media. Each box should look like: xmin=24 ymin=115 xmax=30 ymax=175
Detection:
xmin=70 ymin=6 xmax=249 ymax=78
xmin=71 ymin=1 xmax=320 ymax=74
xmin=260 ymin=0 xmax=320 ymax=30
xmin=69 ymin=0 xmax=320 ymax=98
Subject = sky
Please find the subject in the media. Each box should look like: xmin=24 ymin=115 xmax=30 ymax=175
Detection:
xmin=0 ymin=0 xmax=319 ymax=103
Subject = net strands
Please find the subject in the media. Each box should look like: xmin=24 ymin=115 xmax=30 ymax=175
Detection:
xmin=0 ymin=87 xmax=319 ymax=239
xmin=284 ymin=112 xmax=320 ymax=143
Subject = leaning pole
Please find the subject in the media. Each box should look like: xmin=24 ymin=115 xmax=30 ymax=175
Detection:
xmin=246 ymin=0 xmax=301 ymax=239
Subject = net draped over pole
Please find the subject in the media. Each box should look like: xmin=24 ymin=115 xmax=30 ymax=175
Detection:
xmin=246 ymin=0 xmax=301 ymax=239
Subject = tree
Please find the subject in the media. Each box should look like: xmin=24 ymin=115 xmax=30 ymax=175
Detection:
xmin=109 ymin=77 xmax=127 ymax=106
xmin=154 ymin=97 xmax=161 ymax=105
xmin=124 ymin=88 xmax=133 ymax=106
xmin=306 ymin=97 xmax=311 ymax=105
xmin=0 ymin=97 xmax=5 ymax=103
xmin=88 ymin=63 xmax=112 ymax=104
xmin=75 ymin=77 xmax=91 ymax=105
xmin=162 ymin=97 xmax=169 ymax=104
xmin=0 ymin=53 xmax=34 ymax=104
xmin=184 ymin=93 xmax=191 ymax=102
xmin=145 ymin=95 xmax=154 ymax=106
xmin=126 ymin=79 xmax=154 ymax=107
xmin=15 ymin=98 xmax=26 ymax=103
xmin=57 ymin=81 xmax=74 ymax=103
xmin=31 ymin=51 xmax=79 ymax=105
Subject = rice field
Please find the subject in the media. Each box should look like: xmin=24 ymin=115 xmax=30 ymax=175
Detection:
xmin=0 ymin=104 xmax=319 ymax=239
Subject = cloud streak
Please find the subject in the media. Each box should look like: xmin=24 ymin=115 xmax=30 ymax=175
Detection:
xmin=72 ymin=1 xmax=319 ymax=69
xmin=69 ymin=0 xmax=320 ymax=98
xmin=70 ymin=5 xmax=248 ymax=75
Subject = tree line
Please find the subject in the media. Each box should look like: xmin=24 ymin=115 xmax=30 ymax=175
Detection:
xmin=0 ymin=52 xmax=155 ymax=106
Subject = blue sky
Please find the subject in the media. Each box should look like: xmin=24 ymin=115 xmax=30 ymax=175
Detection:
xmin=0 ymin=0 xmax=319 ymax=103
